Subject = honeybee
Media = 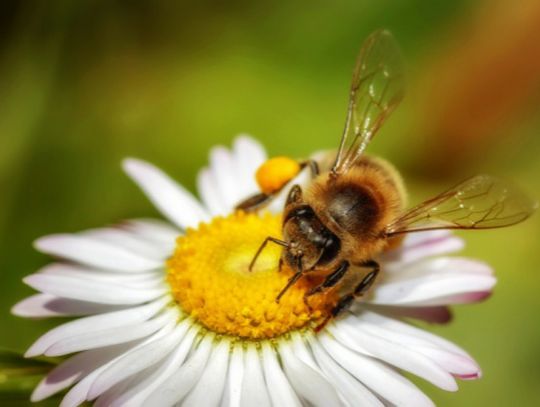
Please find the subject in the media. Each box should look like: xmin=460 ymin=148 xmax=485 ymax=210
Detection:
xmin=236 ymin=30 xmax=537 ymax=327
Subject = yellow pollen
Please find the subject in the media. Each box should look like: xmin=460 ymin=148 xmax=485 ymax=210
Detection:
xmin=167 ymin=211 xmax=334 ymax=339
xmin=256 ymin=156 xmax=301 ymax=194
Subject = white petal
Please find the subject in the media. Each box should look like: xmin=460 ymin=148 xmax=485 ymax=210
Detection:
xmin=309 ymin=337 xmax=383 ymax=407
xmin=34 ymin=234 xmax=162 ymax=272
xmin=23 ymin=273 xmax=166 ymax=305
xmin=183 ymin=338 xmax=230 ymax=407
xmin=209 ymin=146 xmax=241 ymax=210
xmin=260 ymin=342 xmax=301 ymax=407
xmin=121 ymin=218 xmax=180 ymax=245
xmin=88 ymin=320 xmax=187 ymax=399
xmin=329 ymin=318 xmax=458 ymax=391
xmin=381 ymin=231 xmax=464 ymax=265
xmin=232 ymin=135 xmax=267 ymax=199
xmin=123 ymin=158 xmax=209 ymax=229
xmin=37 ymin=263 xmax=163 ymax=289
xmin=107 ymin=326 xmax=199 ymax=407
xmin=59 ymin=321 xmax=174 ymax=407
xmin=25 ymin=297 xmax=169 ymax=357
xmin=44 ymin=309 xmax=174 ymax=356
xmin=239 ymin=343 xmax=271 ymax=407
xmin=370 ymin=270 xmax=496 ymax=306
xmin=143 ymin=334 xmax=214 ymax=406
xmin=198 ymin=167 xmax=228 ymax=216
xmin=31 ymin=343 xmax=130 ymax=402
xmin=221 ymin=343 xmax=244 ymax=407
xmin=81 ymin=227 xmax=170 ymax=260
xmin=279 ymin=340 xmax=341 ymax=407
xmin=11 ymin=294 xmax=123 ymax=318
xmin=319 ymin=333 xmax=434 ymax=407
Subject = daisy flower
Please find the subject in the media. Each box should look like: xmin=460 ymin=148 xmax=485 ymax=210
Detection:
xmin=13 ymin=136 xmax=495 ymax=406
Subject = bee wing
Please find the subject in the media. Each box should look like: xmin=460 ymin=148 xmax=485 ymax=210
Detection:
xmin=385 ymin=175 xmax=538 ymax=235
xmin=332 ymin=29 xmax=405 ymax=175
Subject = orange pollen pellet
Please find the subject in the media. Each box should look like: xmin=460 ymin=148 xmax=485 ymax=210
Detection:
xmin=255 ymin=156 xmax=301 ymax=195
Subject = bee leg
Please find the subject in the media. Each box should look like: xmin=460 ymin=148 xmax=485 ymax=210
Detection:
xmin=235 ymin=192 xmax=274 ymax=212
xmin=353 ymin=260 xmax=380 ymax=297
xmin=236 ymin=165 xmax=310 ymax=213
xmin=316 ymin=260 xmax=380 ymax=331
xmin=300 ymin=159 xmax=320 ymax=178
xmin=249 ymin=236 xmax=289 ymax=271
xmin=305 ymin=261 xmax=350 ymax=297
xmin=275 ymin=270 xmax=304 ymax=303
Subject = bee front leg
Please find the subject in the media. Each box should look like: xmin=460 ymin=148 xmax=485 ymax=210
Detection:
xmin=315 ymin=260 xmax=379 ymax=332
xmin=305 ymin=261 xmax=350 ymax=297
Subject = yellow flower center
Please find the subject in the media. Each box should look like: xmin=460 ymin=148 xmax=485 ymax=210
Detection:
xmin=167 ymin=211 xmax=334 ymax=339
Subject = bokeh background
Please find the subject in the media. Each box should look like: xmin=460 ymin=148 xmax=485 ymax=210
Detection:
xmin=1 ymin=0 xmax=539 ymax=405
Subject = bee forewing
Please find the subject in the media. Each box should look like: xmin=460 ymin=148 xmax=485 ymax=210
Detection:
xmin=332 ymin=29 xmax=405 ymax=175
xmin=385 ymin=175 xmax=538 ymax=235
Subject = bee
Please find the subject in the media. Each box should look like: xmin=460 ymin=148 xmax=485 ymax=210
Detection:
xmin=236 ymin=30 xmax=537 ymax=328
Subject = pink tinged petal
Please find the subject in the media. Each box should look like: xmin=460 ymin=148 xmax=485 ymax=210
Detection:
xmin=123 ymin=158 xmax=209 ymax=229
xmin=221 ymin=343 xmax=244 ymax=407
xmin=261 ymin=342 xmax=302 ymax=407
xmin=319 ymin=333 xmax=435 ymax=407
xmin=60 ymin=361 xmax=110 ymax=407
xmin=381 ymin=231 xmax=464 ymax=265
xmin=44 ymin=308 xmax=175 ymax=356
xmin=232 ymin=135 xmax=267 ymax=200
xmin=183 ymin=339 xmax=230 ymax=407
xmin=383 ymin=257 xmax=494 ymax=280
xmin=31 ymin=343 xmax=131 ymax=402
xmin=370 ymin=270 xmax=496 ymax=306
xmin=239 ymin=343 xmax=271 ymax=407
xmin=23 ymin=273 xmax=166 ymax=305
xmin=34 ymin=234 xmax=162 ymax=272
xmin=88 ymin=320 xmax=188 ymax=400
xmin=349 ymin=312 xmax=481 ymax=377
xmin=59 ymin=320 xmax=174 ymax=407
xmin=198 ymin=168 xmax=229 ymax=216
xmin=364 ymin=304 xmax=453 ymax=324
xmin=329 ymin=318 xmax=458 ymax=391
xmin=11 ymin=294 xmax=125 ymax=318
xmin=94 ymin=376 xmax=135 ymax=407
xmin=25 ymin=297 xmax=169 ymax=357
xmin=279 ymin=340 xmax=341 ymax=407
xmin=107 ymin=326 xmax=199 ymax=407
xmin=143 ymin=334 xmax=214 ymax=406
xmin=309 ymin=337 xmax=383 ymax=407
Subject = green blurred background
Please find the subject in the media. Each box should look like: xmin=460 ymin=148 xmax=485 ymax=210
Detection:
xmin=1 ymin=1 xmax=539 ymax=405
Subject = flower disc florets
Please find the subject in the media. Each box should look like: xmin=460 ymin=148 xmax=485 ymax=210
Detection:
xmin=167 ymin=211 xmax=334 ymax=339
